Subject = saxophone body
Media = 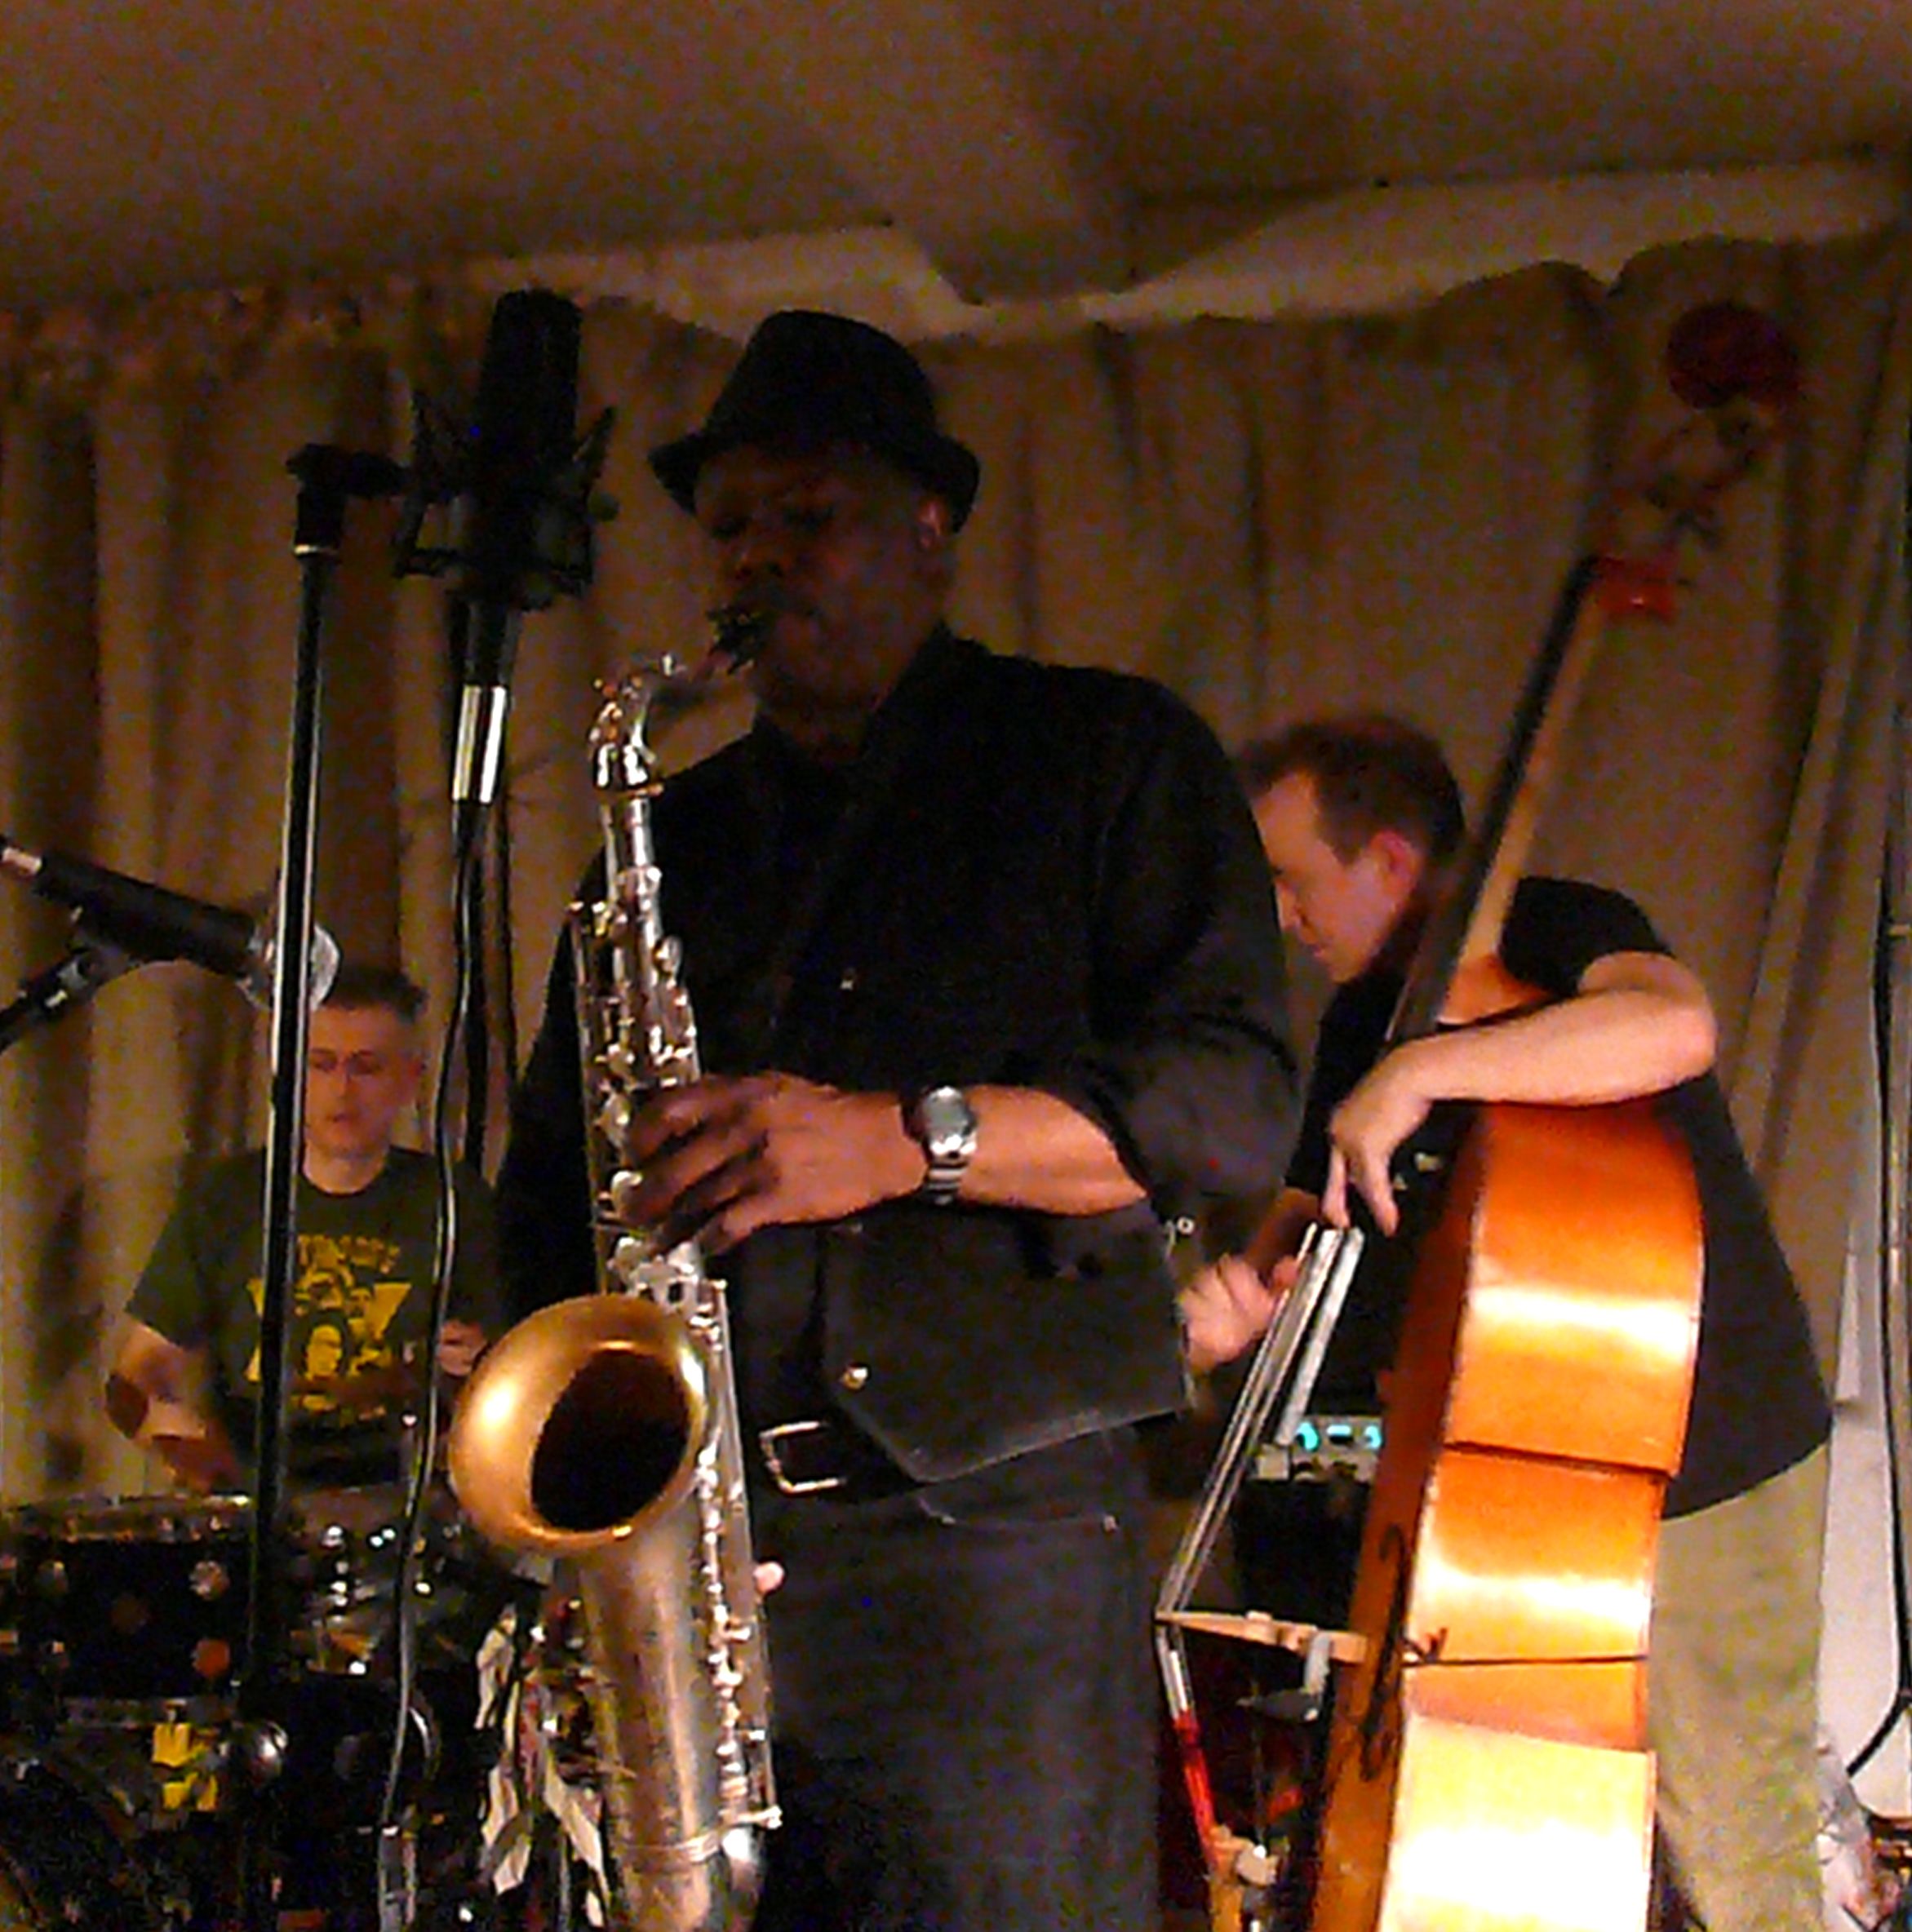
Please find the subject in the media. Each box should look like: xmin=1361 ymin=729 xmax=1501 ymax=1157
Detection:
xmin=448 ymin=645 xmax=777 ymax=1932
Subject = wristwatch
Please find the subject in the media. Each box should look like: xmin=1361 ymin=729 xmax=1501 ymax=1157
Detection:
xmin=903 ymin=1085 xmax=978 ymax=1204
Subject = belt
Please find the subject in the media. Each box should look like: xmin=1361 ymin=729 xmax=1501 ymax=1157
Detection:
xmin=756 ymin=1414 xmax=916 ymax=1500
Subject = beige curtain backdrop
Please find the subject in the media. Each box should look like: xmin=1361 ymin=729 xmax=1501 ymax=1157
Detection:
xmin=0 ymin=228 xmax=1905 ymax=1501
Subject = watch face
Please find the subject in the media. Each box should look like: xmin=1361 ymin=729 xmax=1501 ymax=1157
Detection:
xmin=916 ymin=1086 xmax=978 ymax=1156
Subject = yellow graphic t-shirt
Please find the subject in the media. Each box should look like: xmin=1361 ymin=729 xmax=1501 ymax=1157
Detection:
xmin=128 ymin=1146 xmax=504 ymax=1481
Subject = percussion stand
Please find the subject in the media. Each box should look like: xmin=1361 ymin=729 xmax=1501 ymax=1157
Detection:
xmin=228 ymin=445 xmax=410 ymax=1932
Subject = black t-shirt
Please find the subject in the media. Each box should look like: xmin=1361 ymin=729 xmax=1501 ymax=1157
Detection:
xmin=1286 ymin=875 xmax=1830 ymax=1517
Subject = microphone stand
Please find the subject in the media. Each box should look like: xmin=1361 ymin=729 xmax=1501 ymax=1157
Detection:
xmin=230 ymin=444 xmax=406 ymax=1932
xmin=384 ymin=295 xmax=611 ymax=1927
xmin=0 ymin=935 xmax=137 ymax=1056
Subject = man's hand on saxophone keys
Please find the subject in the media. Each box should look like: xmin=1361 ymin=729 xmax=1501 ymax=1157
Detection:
xmin=617 ymin=1071 xmax=923 ymax=1253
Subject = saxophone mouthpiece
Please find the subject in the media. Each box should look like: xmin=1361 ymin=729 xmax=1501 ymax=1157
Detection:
xmin=708 ymin=600 xmax=776 ymax=669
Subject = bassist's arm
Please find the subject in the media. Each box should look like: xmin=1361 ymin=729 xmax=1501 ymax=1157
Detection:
xmin=1324 ymin=949 xmax=1715 ymax=1232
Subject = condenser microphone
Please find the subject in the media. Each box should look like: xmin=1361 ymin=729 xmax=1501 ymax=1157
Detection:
xmin=450 ymin=289 xmax=585 ymax=806
xmin=0 ymin=836 xmax=339 ymax=1008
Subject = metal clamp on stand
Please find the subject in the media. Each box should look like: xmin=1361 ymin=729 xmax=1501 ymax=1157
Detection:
xmin=1243 ymin=1626 xmax=1338 ymax=1726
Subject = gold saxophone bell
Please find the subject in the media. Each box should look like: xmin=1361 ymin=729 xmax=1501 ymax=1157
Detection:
xmin=448 ymin=1295 xmax=707 ymax=1559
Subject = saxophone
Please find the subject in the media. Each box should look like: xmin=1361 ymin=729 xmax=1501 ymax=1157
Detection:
xmin=447 ymin=619 xmax=777 ymax=1932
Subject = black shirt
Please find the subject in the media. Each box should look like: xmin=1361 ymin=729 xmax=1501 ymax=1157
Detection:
xmin=500 ymin=630 xmax=1299 ymax=1488
xmin=1286 ymin=875 xmax=1830 ymax=1516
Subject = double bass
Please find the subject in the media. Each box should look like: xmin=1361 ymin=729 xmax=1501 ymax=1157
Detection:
xmin=1158 ymin=300 xmax=1801 ymax=1932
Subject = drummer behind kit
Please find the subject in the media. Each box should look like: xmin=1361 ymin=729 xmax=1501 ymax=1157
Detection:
xmin=0 ymin=667 xmax=783 ymax=1931
xmin=0 ymin=289 xmax=631 ymax=1930
xmin=0 ymin=1052 xmax=510 ymax=1917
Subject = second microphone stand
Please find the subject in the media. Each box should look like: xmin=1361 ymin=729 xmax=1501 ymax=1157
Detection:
xmin=228 ymin=444 xmax=408 ymax=1931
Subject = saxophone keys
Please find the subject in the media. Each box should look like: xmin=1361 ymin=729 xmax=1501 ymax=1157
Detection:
xmin=596 ymin=1092 xmax=632 ymax=1143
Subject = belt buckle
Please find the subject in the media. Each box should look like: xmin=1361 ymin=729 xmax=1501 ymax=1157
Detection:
xmin=758 ymin=1420 xmax=848 ymax=1496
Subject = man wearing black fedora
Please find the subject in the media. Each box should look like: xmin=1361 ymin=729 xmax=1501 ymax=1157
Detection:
xmin=499 ymin=308 xmax=1298 ymax=1931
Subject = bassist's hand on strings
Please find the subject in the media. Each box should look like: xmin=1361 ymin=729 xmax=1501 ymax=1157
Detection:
xmin=1178 ymin=1251 xmax=1302 ymax=1376
xmin=1323 ymin=1041 xmax=1437 ymax=1234
xmin=1322 ymin=951 xmax=1717 ymax=1236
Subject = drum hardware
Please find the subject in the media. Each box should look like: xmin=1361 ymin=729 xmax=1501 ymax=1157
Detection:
xmin=0 ymin=1486 xmax=488 ymax=1713
xmin=0 ymin=1482 xmax=519 ymax=1930
xmin=229 ymin=1713 xmax=289 ymax=1793
xmin=0 ymin=1748 xmax=179 ymax=1928
xmin=0 ymin=1681 xmax=482 ymax=1924
xmin=0 ymin=1496 xmax=253 ymax=1708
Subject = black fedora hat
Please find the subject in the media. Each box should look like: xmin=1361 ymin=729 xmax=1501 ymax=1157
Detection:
xmin=649 ymin=310 xmax=981 ymax=530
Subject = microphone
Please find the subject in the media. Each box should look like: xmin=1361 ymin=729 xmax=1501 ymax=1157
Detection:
xmin=0 ymin=835 xmax=339 ymax=1008
xmin=390 ymin=288 xmax=614 ymax=805
xmin=459 ymin=288 xmax=585 ymax=625
xmin=448 ymin=290 xmax=586 ymax=806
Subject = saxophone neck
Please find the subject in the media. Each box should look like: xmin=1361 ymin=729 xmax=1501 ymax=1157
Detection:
xmin=588 ymin=665 xmax=677 ymax=793
xmin=590 ymin=620 xmax=759 ymax=794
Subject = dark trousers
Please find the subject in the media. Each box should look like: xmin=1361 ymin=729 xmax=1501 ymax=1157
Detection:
xmin=753 ymin=1453 xmax=1159 ymax=1932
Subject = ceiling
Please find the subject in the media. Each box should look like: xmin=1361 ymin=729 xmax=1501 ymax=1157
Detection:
xmin=1 ymin=0 xmax=1909 ymax=333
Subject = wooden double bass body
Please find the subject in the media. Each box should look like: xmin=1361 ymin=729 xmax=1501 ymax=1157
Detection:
xmin=1310 ymin=1096 xmax=1700 ymax=1932
xmin=1304 ymin=303 xmax=1802 ymax=1932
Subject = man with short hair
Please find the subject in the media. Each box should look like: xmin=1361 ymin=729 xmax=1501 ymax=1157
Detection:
xmin=499 ymin=308 xmax=1298 ymax=1932
xmin=1181 ymin=711 xmax=1830 ymax=1932
xmin=108 ymin=962 xmax=503 ymax=1491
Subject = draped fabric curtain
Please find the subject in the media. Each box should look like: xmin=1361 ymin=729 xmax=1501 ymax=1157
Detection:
xmin=0 ymin=227 xmax=1905 ymax=1500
